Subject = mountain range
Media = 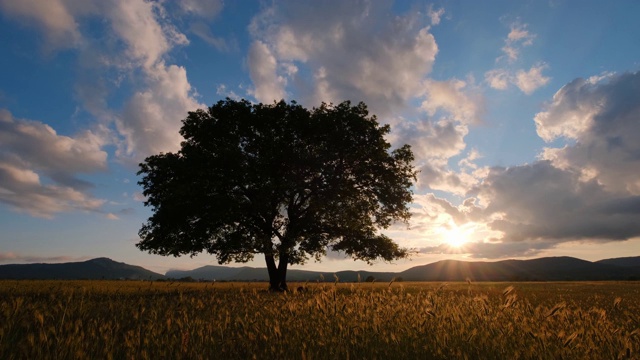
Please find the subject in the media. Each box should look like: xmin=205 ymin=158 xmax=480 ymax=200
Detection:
xmin=1 ymin=256 xmax=639 ymax=281
xmin=0 ymin=258 xmax=164 ymax=280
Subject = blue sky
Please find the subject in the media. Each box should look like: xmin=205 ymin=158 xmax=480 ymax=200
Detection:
xmin=1 ymin=0 xmax=639 ymax=274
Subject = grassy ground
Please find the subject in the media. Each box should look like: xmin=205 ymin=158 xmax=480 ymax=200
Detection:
xmin=1 ymin=280 xmax=639 ymax=359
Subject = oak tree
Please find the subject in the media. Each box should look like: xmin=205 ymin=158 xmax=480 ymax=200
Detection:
xmin=137 ymin=99 xmax=415 ymax=291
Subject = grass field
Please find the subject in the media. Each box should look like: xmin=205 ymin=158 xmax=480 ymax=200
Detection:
xmin=1 ymin=280 xmax=639 ymax=359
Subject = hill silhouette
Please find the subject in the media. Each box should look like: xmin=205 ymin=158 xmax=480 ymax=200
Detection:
xmin=0 ymin=258 xmax=164 ymax=280
xmin=166 ymin=256 xmax=640 ymax=282
xmin=398 ymin=257 xmax=639 ymax=281
xmin=2 ymin=256 xmax=640 ymax=281
xmin=596 ymin=256 xmax=640 ymax=268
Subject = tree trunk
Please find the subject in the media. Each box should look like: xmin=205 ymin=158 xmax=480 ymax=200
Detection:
xmin=277 ymin=252 xmax=289 ymax=291
xmin=265 ymin=253 xmax=288 ymax=291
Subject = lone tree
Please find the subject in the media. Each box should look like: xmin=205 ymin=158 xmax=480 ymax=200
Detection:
xmin=137 ymin=99 xmax=416 ymax=291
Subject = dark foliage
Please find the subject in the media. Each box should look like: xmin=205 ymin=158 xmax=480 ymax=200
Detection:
xmin=137 ymin=99 xmax=416 ymax=290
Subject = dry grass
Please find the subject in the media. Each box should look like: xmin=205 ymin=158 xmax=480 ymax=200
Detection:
xmin=1 ymin=280 xmax=639 ymax=359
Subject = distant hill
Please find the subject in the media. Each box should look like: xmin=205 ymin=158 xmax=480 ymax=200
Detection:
xmin=596 ymin=256 xmax=640 ymax=268
xmin=399 ymin=257 xmax=640 ymax=281
xmin=166 ymin=256 xmax=640 ymax=282
xmin=2 ymin=256 xmax=639 ymax=281
xmin=0 ymin=258 xmax=164 ymax=280
xmin=167 ymin=266 xmax=396 ymax=282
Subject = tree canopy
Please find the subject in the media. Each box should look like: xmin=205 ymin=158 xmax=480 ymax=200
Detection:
xmin=137 ymin=99 xmax=416 ymax=290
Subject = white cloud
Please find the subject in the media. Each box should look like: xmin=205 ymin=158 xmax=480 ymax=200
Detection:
xmin=0 ymin=109 xmax=107 ymax=187
xmin=486 ymin=23 xmax=549 ymax=94
xmin=0 ymin=0 xmax=90 ymax=51
xmin=484 ymin=69 xmax=510 ymax=90
xmin=485 ymin=64 xmax=550 ymax=94
xmin=427 ymin=5 xmax=445 ymax=26
xmin=514 ymin=63 xmax=551 ymax=94
xmin=421 ymin=78 xmax=484 ymax=124
xmin=536 ymin=71 xmax=640 ymax=194
xmin=104 ymin=0 xmax=188 ymax=70
xmin=457 ymin=72 xmax=640 ymax=257
xmin=473 ymin=161 xmax=640 ymax=244
xmin=499 ymin=22 xmax=535 ymax=63
xmin=390 ymin=117 xmax=481 ymax=195
xmin=245 ymin=2 xmax=488 ymax=199
xmin=394 ymin=119 xmax=467 ymax=162
xmin=458 ymin=149 xmax=482 ymax=170
xmin=96 ymin=1 xmax=203 ymax=161
xmin=0 ymin=0 xmax=211 ymax=217
xmin=409 ymin=71 xmax=640 ymax=258
xmin=117 ymin=63 xmax=202 ymax=160
xmin=534 ymin=75 xmax=609 ymax=142
xmin=2 ymin=0 xmax=203 ymax=163
xmin=247 ymin=1 xmax=438 ymax=116
xmin=507 ymin=24 xmax=534 ymax=44
xmin=0 ymin=160 xmax=105 ymax=218
xmin=247 ymin=41 xmax=288 ymax=103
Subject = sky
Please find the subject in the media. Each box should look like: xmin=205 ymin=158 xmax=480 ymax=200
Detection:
xmin=1 ymin=0 xmax=640 ymax=275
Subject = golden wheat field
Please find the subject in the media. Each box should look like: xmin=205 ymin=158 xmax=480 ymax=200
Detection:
xmin=1 ymin=280 xmax=639 ymax=359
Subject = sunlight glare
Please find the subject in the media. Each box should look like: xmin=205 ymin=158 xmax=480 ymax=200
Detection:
xmin=441 ymin=223 xmax=473 ymax=248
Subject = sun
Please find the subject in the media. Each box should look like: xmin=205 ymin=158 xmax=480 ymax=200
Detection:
xmin=440 ymin=223 xmax=473 ymax=248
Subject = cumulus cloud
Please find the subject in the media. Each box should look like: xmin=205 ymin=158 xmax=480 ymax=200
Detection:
xmin=245 ymin=1 xmax=488 ymax=202
xmin=536 ymin=71 xmax=640 ymax=194
xmin=117 ymin=63 xmax=202 ymax=160
xmin=1 ymin=0 xmax=205 ymax=163
xmin=390 ymin=117 xmax=473 ymax=195
xmin=393 ymin=119 xmax=467 ymax=161
xmin=0 ymin=0 xmax=90 ymax=51
xmin=390 ymin=103 xmax=486 ymax=196
xmin=95 ymin=0 xmax=203 ymax=160
xmin=514 ymin=64 xmax=551 ymax=94
xmin=247 ymin=41 xmax=288 ymax=103
xmin=499 ymin=22 xmax=535 ymax=63
xmin=106 ymin=1 xmax=188 ymax=69
xmin=473 ymin=161 xmax=640 ymax=243
xmin=0 ymin=110 xmax=107 ymax=181
xmin=0 ymin=109 xmax=107 ymax=217
xmin=485 ymin=23 xmax=549 ymax=94
xmin=247 ymin=1 xmax=438 ymax=116
xmin=484 ymin=69 xmax=510 ymax=90
xmin=0 ymin=0 xmax=211 ymax=216
xmin=421 ymin=78 xmax=484 ymax=124
xmin=0 ymin=160 xmax=105 ymax=218
xmin=460 ymin=72 xmax=640 ymax=256
xmin=411 ymin=194 xmax=482 ymax=228
xmin=486 ymin=64 xmax=550 ymax=94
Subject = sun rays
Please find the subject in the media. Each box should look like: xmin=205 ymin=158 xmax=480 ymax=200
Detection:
xmin=439 ymin=221 xmax=475 ymax=248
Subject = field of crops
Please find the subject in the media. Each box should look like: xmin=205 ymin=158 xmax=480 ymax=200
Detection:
xmin=1 ymin=280 xmax=639 ymax=359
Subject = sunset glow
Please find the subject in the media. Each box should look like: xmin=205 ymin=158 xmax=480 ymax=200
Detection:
xmin=1 ymin=1 xmax=639 ymax=273
xmin=440 ymin=223 xmax=473 ymax=248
